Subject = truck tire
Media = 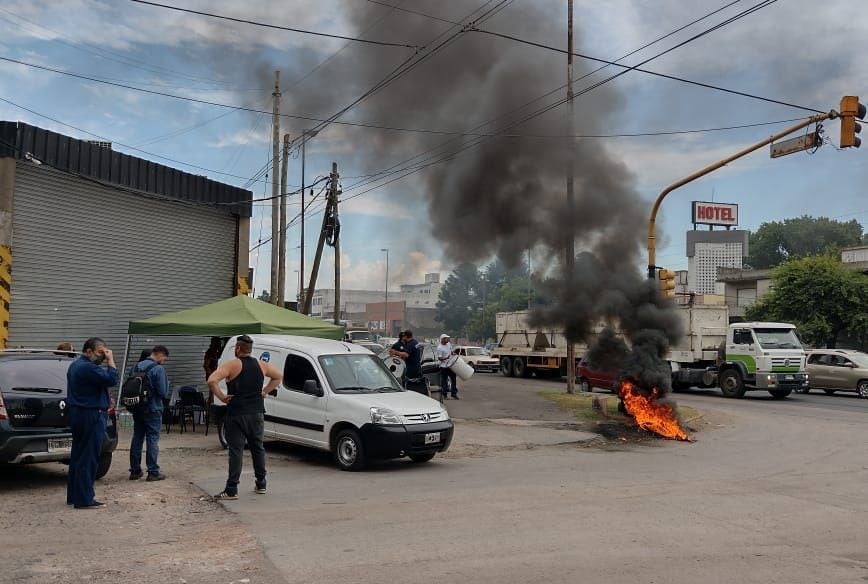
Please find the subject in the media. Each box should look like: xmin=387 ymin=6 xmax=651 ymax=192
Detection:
xmin=768 ymin=389 xmax=791 ymax=399
xmin=500 ymin=357 xmax=513 ymax=377
xmin=719 ymin=369 xmax=746 ymax=398
xmin=512 ymin=357 xmax=529 ymax=378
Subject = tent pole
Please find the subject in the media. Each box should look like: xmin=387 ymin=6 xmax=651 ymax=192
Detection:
xmin=116 ymin=335 xmax=132 ymax=432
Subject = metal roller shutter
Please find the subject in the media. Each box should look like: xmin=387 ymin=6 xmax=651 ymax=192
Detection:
xmin=9 ymin=162 xmax=238 ymax=389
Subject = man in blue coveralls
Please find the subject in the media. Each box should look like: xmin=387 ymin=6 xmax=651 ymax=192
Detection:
xmin=67 ymin=337 xmax=118 ymax=509
xmin=129 ymin=345 xmax=170 ymax=482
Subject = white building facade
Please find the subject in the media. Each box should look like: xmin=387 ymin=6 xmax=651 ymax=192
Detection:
xmin=686 ymin=230 xmax=749 ymax=295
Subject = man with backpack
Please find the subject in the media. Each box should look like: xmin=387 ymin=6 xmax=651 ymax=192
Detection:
xmin=127 ymin=345 xmax=170 ymax=481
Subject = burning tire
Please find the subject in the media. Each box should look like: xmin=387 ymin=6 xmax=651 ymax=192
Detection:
xmin=500 ymin=357 xmax=513 ymax=377
xmin=768 ymin=389 xmax=791 ymax=399
xmin=719 ymin=369 xmax=746 ymax=398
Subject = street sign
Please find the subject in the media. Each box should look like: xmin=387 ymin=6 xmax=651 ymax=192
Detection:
xmin=770 ymin=132 xmax=820 ymax=158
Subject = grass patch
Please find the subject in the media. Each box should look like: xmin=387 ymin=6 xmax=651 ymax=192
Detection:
xmin=540 ymin=390 xmax=701 ymax=424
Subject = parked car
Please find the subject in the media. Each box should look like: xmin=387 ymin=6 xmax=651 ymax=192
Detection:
xmin=358 ymin=342 xmax=386 ymax=355
xmin=214 ymin=336 xmax=453 ymax=470
xmin=805 ymin=349 xmax=868 ymax=398
xmin=577 ymin=357 xmax=618 ymax=393
xmin=453 ymin=346 xmax=499 ymax=372
xmin=0 ymin=351 xmax=118 ymax=477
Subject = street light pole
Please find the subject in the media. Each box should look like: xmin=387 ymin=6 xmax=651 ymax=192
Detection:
xmin=381 ymin=248 xmax=389 ymax=337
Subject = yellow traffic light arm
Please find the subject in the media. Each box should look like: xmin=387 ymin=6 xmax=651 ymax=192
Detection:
xmin=647 ymin=111 xmax=834 ymax=278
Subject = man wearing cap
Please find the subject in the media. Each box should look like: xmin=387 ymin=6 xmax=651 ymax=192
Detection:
xmin=437 ymin=333 xmax=459 ymax=400
xmin=207 ymin=335 xmax=282 ymax=500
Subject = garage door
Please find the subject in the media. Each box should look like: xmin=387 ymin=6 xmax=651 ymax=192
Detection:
xmin=8 ymin=162 xmax=238 ymax=389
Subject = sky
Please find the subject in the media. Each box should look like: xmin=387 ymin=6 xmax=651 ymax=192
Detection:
xmin=1 ymin=0 xmax=866 ymax=299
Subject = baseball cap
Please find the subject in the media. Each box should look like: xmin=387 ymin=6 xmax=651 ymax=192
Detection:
xmin=439 ymin=333 xmax=450 ymax=340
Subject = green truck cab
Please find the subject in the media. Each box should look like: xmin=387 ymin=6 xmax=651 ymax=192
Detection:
xmin=718 ymin=322 xmax=809 ymax=399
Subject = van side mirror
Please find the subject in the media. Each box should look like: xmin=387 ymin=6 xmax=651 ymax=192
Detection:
xmin=303 ymin=379 xmax=324 ymax=397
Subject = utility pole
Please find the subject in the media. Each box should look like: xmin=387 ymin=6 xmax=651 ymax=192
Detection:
xmin=277 ymin=132 xmax=289 ymax=307
xmin=269 ymin=70 xmax=281 ymax=305
xmin=332 ymin=162 xmax=341 ymax=326
xmin=565 ymin=1 xmax=576 ymax=394
xmin=381 ymin=248 xmax=389 ymax=336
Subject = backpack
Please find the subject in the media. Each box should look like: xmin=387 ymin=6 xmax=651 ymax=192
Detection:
xmin=120 ymin=362 xmax=159 ymax=412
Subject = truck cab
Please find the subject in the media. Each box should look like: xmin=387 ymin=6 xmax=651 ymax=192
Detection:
xmin=718 ymin=322 xmax=809 ymax=399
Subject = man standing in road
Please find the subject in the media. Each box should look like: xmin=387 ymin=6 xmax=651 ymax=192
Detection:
xmin=66 ymin=337 xmax=118 ymax=510
xmin=207 ymin=335 xmax=282 ymax=500
xmin=390 ymin=331 xmax=424 ymax=391
xmin=129 ymin=345 xmax=170 ymax=482
xmin=437 ymin=333 xmax=459 ymax=400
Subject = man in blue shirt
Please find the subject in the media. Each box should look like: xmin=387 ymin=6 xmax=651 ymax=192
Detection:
xmin=129 ymin=345 xmax=170 ymax=482
xmin=67 ymin=337 xmax=118 ymax=510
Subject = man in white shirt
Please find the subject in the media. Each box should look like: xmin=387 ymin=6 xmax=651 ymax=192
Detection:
xmin=436 ymin=333 xmax=459 ymax=400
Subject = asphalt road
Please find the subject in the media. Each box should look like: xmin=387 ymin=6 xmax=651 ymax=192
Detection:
xmin=193 ymin=372 xmax=868 ymax=584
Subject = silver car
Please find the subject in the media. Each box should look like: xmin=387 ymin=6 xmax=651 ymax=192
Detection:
xmin=805 ymin=349 xmax=868 ymax=398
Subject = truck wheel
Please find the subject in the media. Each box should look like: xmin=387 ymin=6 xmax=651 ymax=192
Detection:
xmin=500 ymin=357 xmax=513 ymax=377
xmin=768 ymin=389 xmax=791 ymax=399
xmin=512 ymin=357 xmax=528 ymax=378
xmin=96 ymin=453 xmax=112 ymax=480
xmin=334 ymin=428 xmax=367 ymax=471
xmin=719 ymin=370 xmax=746 ymax=398
xmin=579 ymin=378 xmax=591 ymax=393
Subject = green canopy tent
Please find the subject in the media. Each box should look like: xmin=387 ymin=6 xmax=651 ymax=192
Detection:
xmin=127 ymin=295 xmax=344 ymax=338
xmin=118 ymin=296 xmax=344 ymax=410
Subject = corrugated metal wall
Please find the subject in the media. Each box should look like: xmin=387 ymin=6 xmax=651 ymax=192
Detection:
xmin=8 ymin=162 xmax=238 ymax=390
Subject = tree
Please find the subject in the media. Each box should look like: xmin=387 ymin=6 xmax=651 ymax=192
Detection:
xmin=435 ymin=263 xmax=482 ymax=335
xmin=747 ymin=216 xmax=863 ymax=269
xmin=745 ymin=255 xmax=868 ymax=348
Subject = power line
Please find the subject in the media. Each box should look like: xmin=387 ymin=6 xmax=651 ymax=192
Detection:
xmin=128 ymin=0 xmax=420 ymax=49
xmin=366 ymin=0 xmax=461 ymax=25
xmin=0 ymin=95 xmax=289 ymax=186
xmin=341 ymin=0 xmax=790 ymax=199
xmin=468 ymin=0 xmax=825 ymax=113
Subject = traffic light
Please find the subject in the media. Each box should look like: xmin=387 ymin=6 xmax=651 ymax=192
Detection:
xmin=658 ymin=269 xmax=676 ymax=298
xmin=840 ymin=96 xmax=866 ymax=148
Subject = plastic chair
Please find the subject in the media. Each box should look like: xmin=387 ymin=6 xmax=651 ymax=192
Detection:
xmin=177 ymin=387 xmax=207 ymax=433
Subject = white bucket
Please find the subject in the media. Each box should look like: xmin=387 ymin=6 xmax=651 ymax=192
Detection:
xmin=382 ymin=355 xmax=406 ymax=379
xmin=449 ymin=356 xmax=474 ymax=381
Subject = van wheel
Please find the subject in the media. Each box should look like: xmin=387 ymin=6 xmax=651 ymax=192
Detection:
xmin=500 ymin=357 xmax=513 ymax=377
xmin=217 ymin=421 xmax=228 ymax=449
xmin=512 ymin=357 xmax=528 ymax=378
xmin=769 ymin=389 xmax=791 ymax=399
xmin=719 ymin=370 xmax=746 ymax=398
xmin=333 ymin=428 xmax=367 ymax=471
xmin=96 ymin=453 xmax=112 ymax=479
xmin=409 ymin=452 xmax=436 ymax=463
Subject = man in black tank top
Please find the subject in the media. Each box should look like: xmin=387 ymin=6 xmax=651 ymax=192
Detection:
xmin=207 ymin=335 xmax=282 ymax=500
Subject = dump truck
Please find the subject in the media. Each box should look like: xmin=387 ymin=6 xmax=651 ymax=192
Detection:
xmin=490 ymin=307 xmax=808 ymax=398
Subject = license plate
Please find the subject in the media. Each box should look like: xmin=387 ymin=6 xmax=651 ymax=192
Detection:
xmin=424 ymin=432 xmax=440 ymax=445
xmin=48 ymin=438 xmax=72 ymax=453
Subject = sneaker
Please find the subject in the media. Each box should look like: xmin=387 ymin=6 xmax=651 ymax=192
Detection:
xmin=129 ymin=471 xmax=143 ymax=480
xmin=255 ymin=482 xmax=267 ymax=495
xmin=74 ymin=501 xmax=107 ymax=510
xmin=146 ymin=472 xmax=167 ymax=482
xmin=214 ymin=491 xmax=238 ymax=501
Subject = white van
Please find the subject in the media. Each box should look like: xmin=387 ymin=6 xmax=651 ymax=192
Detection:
xmin=213 ymin=335 xmax=453 ymax=471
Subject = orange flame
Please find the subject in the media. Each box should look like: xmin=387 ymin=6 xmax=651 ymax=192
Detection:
xmin=618 ymin=379 xmax=692 ymax=442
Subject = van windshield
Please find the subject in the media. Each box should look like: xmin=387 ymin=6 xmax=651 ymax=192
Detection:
xmin=753 ymin=328 xmax=803 ymax=350
xmin=318 ymin=354 xmax=404 ymax=393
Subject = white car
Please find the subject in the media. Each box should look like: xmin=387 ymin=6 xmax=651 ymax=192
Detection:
xmin=214 ymin=335 xmax=453 ymax=471
xmin=453 ymin=346 xmax=500 ymax=373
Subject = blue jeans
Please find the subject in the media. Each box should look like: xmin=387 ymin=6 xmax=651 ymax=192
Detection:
xmin=67 ymin=407 xmax=107 ymax=507
xmin=130 ymin=410 xmax=162 ymax=475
